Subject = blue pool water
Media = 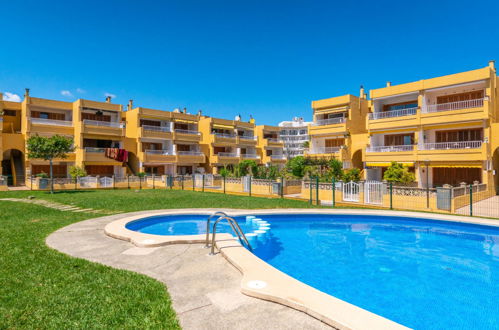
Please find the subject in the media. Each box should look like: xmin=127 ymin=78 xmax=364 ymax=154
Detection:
xmin=126 ymin=213 xmax=499 ymax=329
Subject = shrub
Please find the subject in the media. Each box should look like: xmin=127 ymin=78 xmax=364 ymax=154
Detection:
xmin=342 ymin=168 xmax=361 ymax=182
xmin=383 ymin=162 xmax=415 ymax=184
xmin=68 ymin=166 xmax=87 ymax=179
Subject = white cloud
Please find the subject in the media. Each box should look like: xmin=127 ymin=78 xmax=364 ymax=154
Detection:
xmin=76 ymin=88 xmax=86 ymax=94
xmin=104 ymin=92 xmax=116 ymax=99
xmin=3 ymin=92 xmax=21 ymax=102
xmin=61 ymin=90 xmax=73 ymax=97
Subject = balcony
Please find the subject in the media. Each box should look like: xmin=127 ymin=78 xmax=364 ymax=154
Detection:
xmin=176 ymin=150 xmax=205 ymax=163
xmin=308 ymin=147 xmax=341 ymax=154
xmin=417 ymin=140 xmax=486 ymax=162
xmin=140 ymin=125 xmax=173 ymax=139
xmin=270 ymin=154 xmax=287 ymax=162
xmin=424 ymin=99 xmax=484 ymax=113
xmin=241 ymin=154 xmax=260 ymax=159
xmin=83 ymin=147 xmax=122 ymax=163
xmin=237 ymin=135 xmax=257 ymax=146
xmin=369 ymin=107 xmax=417 ymax=120
xmin=312 ymin=117 xmax=346 ymax=126
xmin=264 ymin=137 xmax=284 ymax=147
xmin=82 ymin=119 xmax=124 ymax=136
xmin=30 ymin=117 xmax=74 ymax=135
xmin=173 ymin=129 xmax=201 ymax=142
xmin=366 ymin=145 xmax=415 ymax=152
xmin=143 ymin=149 xmax=176 ymax=163
xmin=419 ymin=141 xmax=483 ymax=150
xmin=211 ymin=152 xmax=239 ymax=164
xmin=212 ymin=133 xmax=237 ymax=145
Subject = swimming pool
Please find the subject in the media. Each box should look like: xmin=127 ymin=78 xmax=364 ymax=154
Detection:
xmin=123 ymin=212 xmax=499 ymax=329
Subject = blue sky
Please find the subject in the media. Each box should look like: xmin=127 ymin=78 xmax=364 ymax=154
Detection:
xmin=1 ymin=0 xmax=498 ymax=124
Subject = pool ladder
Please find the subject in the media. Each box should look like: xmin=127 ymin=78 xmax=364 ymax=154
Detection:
xmin=205 ymin=211 xmax=252 ymax=255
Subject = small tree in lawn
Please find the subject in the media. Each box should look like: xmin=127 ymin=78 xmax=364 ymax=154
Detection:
xmin=26 ymin=135 xmax=74 ymax=193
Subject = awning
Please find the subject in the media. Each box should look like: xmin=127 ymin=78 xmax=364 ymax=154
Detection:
xmin=213 ymin=124 xmax=234 ymax=130
xmin=315 ymin=106 xmax=349 ymax=114
xmin=174 ymin=119 xmax=197 ymax=124
xmin=429 ymin=164 xmax=482 ymax=168
xmin=366 ymin=162 xmax=414 ymax=167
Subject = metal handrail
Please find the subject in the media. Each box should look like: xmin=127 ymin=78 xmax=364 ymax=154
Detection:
xmin=209 ymin=215 xmax=252 ymax=255
xmin=205 ymin=211 xmax=228 ymax=247
xmin=369 ymin=107 xmax=417 ymax=120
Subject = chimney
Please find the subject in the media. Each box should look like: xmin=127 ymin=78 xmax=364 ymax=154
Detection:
xmin=197 ymin=109 xmax=202 ymax=116
xmin=359 ymin=85 xmax=365 ymax=99
xmin=489 ymin=60 xmax=495 ymax=70
xmin=386 ymin=82 xmax=391 ymax=87
xmin=24 ymin=88 xmax=30 ymax=98
xmin=183 ymin=107 xmax=187 ymax=114
xmin=105 ymin=95 xmax=112 ymax=103
xmin=128 ymin=99 xmax=133 ymax=110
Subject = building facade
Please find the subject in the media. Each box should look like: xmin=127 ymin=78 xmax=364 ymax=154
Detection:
xmin=278 ymin=117 xmax=310 ymax=158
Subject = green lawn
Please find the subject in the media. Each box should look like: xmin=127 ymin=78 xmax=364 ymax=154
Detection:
xmin=0 ymin=189 xmax=320 ymax=329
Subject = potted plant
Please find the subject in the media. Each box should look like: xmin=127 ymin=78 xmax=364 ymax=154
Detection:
xmin=36 ymin=172 xmax=49 ymax=189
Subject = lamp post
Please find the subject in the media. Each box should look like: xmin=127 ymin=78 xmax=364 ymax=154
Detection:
xmin=425 ymin=159 xmax=430 ymax=209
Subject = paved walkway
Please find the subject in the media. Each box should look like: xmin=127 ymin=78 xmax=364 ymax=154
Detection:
xmin=456 ymin=195 xmax=499 ymax=218
xmin=0 ymin=197 xmax=115 ymax=214
xmin=46 ymin=211 xmax=331 ymax=330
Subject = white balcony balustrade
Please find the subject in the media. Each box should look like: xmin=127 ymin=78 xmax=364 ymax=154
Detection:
xmin=241 ymin=154 xmax=260 ymax=159
xmin=366 ymin=145 xmax=415 ymax=152
xmin=216 ymin=152 xmax=238 ymax=157
xmin=419 ymin=141 xmax=483 ymax=150
xmin=309 ymin=147 xmax=341 ymax=154
xmin=238 ymin=135 xmax=257 ymax=140
xmin=175 ymin=129 xmax=200 ymax=135
xmin=84 ymin=147 xmax=106 ymax=153
xmin=369 ymin=107 xmax=417 ymax=120
xmin=270 ymin=155 xmax=286 ymax=160
xmin=31 ymin=117 xmax=73 ymax=126
xmin=424 ymin=98 xmax=484 ymax=113
xmin=213 ymin=133 xmax=236 ymax=138
xmin=177 ymin=150 xmax=203 ymax=156
xmin=145 ymin=149 xmax=175 ymax=155
xmin=83 ymin=119 xmax=123 ymax=128
xmin=142 ymin=125 xmax=171 ymax=132
xmin=266 ymin=138 xmax=282 ymax=143
xmin=312 ymin=117 xmax=346 ymax=126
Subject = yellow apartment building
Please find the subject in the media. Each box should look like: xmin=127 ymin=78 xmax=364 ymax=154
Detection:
xmin=365 ymin=61 xmax=499 ymax=188
xmin=306 ymin=88 xmax=369 ymax=169
xmin=0 ymin=94 xmax=24 ymax=185
xmin=255 ymin=125 xmax=286 ymax=167
xmin=198 ymin=116 xmax=258 ymax=174
xmin=125 ymin=104 xmax=204 ymax=175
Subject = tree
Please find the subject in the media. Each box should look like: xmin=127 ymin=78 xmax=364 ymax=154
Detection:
xmin=237 ymin=160 xmax=258 ymax=177
xmin=342 ymin=168 xmax=361 ymax=182
xmin=69 ymin=166 xmax=87 ymax=179
xmin=327 ymin=158 xmax=343 ymax=180
xmin=287 ymin=156 xmax=306 ymax=178
xmin=26 ymin=135 xmax=74 ymax=193
xmin=383 ymin=162 xmax=415 ymax=184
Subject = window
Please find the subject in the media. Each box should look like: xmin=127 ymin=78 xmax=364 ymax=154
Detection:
xmin=82 ymin=112 xmax=111 ymax=122
xmin=140 ymin=119 xmax=161 ymax=127
xmin=3 ymin=110 xmax=17 ymax=116
xmin=384 ymin=134 xmax=414 ymax=146
xmin=383 ymin=101 xmax=418 ymax=112
xmin=325 ymin=138 xmax=345 ymax=147
xmin=435 ymin=129 xmax=482 ymax=142
xmin=437 ymin=90 xmax=484 ymax=104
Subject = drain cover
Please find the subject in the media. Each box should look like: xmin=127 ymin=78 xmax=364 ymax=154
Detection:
xmin=247 ymin=280 xmax=267 ymax=289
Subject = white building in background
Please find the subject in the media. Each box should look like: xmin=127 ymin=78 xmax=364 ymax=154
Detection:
xmin=278 ymin=117 xmax=311 ymax=158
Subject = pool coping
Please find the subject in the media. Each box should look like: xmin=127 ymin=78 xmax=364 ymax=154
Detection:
xmin=104 ymin=208 xmax=499 ymax=330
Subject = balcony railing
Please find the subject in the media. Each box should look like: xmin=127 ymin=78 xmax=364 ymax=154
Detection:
xmin=145 ymin=149 xmax=175 ymax=155
xmin=312 ymin=117 xmax=346 ymax=126
xmin=216 ymin=152 xmax=238 ymax=157
xmin=177 ymin=150 xmax=203 ymax=156
xmin=424 ymin=98 xmax=484 ymax=113
xmin=366 ymin=145 xmax=415 ymax=152
xmin=369 ymin=107 xmax=417 ymax=120
xmin=213 ymin=133 xmax=236 ymax=138
xmin=270 ymin=155 xmax=286 ymax=160
xmin=175 ymin=129 xmax=200 ymax=135
xmin=84 ymin=147 xmax=106 ymax=153
xmin=266 ymin=138 xmax=282 ymax=143
xmin=420 ymin=141 xmax=483 ymax=150
xmin=241 ymin=154 xmax=260 ymax=159
xmin=309 ymin=147 xmax=341 ymax=154
xmin=83 ymin=119 xmax=123 ymax=128
xmin=31 ymin=117 xmax=73 ymax=126
xmin=142 ymin=125 xmax=171 ymax=132
xmin=238 ymin=135 xmax=257 ymax=140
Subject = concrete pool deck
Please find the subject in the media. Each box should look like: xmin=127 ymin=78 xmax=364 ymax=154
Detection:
xmin=47 ymin=208 xmax=499 ymax=329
